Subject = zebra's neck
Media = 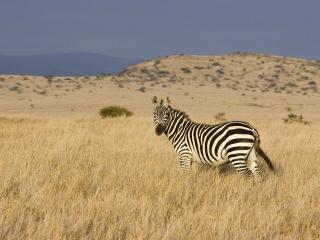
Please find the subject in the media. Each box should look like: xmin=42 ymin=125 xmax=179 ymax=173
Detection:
xmin=164 ymin=108 xmax=191 ymax=141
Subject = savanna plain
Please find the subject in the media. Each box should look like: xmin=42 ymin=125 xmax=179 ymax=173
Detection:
xmin=0 ymin=53 xmax=320 ymax=239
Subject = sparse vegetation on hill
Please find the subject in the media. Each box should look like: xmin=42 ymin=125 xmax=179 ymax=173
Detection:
xmin=0 ymin=53 xmax=320 ymax=100
xmin=113 ymin=53 xmax=320 ymax=96
xmin=0 ymin=53 xmax=319 ymax=120
xmin=181 ymin=67 xmax=192 ymax=74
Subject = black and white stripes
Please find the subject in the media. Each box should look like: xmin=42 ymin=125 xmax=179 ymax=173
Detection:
xmin=152 ymin=96 xmax=274 ymax=177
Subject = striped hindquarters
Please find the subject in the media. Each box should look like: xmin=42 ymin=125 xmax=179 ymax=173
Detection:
xmin=186 ymin=121 xmax=257 ymax=165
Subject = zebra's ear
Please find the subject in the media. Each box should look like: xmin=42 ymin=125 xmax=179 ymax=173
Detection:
xmin=166 ymin=96 xmax=171 ymax=106
xmin=152 ymin=96 xmax=158 ymax=105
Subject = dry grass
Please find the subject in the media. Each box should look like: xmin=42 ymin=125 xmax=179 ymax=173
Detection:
xmin=0 ymin=116 xmax=320 ymax=239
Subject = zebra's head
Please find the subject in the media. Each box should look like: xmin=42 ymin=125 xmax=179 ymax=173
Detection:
xmin=152 ymin=96 xmax=171 ymax=136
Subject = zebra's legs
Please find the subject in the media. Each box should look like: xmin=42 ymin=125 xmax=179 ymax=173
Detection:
xmin=247 ymin=155 xmax=260 ymax=177
xmin=179 ymin=153 xmax=192 ymax=171
xmin=246 ymin=147 xmax=262 ymax=177
xmin=229 ymin=157 xmax=252 ymax=177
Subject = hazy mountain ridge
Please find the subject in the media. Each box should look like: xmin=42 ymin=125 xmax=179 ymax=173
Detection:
xmin=0 ymin=52 xmax=141 ymax=76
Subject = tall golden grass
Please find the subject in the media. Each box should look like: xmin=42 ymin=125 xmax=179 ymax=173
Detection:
xmin=0 ymin=116 xmax=319 ymax=239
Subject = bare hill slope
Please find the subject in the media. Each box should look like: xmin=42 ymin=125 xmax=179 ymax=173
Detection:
xmin=0 ymin=53 xmax=319 ymax=119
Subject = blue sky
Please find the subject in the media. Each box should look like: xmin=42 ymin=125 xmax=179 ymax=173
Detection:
xmin=1 ymin=0 xmax=319 ymax=59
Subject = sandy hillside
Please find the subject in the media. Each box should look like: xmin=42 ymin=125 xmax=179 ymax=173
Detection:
xmin=0 ymin=53 xmax=319 ymax=121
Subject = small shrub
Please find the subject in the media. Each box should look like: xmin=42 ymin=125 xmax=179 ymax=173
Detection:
xmin=283 ymin=108 xmax=309 ymax=125
xmin=286 ymin=82 xmax=297 ymax=88
xmin=99 ymin=106 xmax=133 ymax=118
xmin=216 ymin=68 xmax=224 ymax=75
xmin=214 ymin=112 xmax=227 ymax=122
xmin=181 ymin=67 xmax=191 ymax=74
xmin=44 ymin=75 xmax=54 ymax=83
xmin=99 ymin=73 xmax=111 ymax=78
xmin=157 ymin=70 xmax=170 ymax=76
xmin=137 ymin=86 xmax=146 ymax=92
xmin=194 ymin=66 xmax=204 ymax=70
xmin=154 ymin=59 xmax=161 ymax=65
xmin=9 ymin=86 xmax=19 ymax=91
xmin=36 ymin=89 xmax=47 ymax=95
xmin=140 ymin=68 xmax=149 ymax=74
xmin=309 ymin=81 xmax=317 ymax=86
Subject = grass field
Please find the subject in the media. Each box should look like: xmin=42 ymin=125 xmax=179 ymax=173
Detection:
xmin=0 ymin=116 xmax=319 ymax=239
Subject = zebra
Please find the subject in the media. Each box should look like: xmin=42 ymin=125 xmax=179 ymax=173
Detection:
xmin=152 ymin=96 xmax=274 ymax=177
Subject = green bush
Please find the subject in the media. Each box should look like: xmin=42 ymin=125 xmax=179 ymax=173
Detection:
xmin=99 ymin=106 xmax=133 ymax=118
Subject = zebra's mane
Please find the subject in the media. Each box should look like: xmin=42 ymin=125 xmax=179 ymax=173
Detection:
xmin=169 ymin=107 xmax=191 ymax=121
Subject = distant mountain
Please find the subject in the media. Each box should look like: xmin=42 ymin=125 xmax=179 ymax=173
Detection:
xmin=0 ymin=52 xmax=141 ymax=76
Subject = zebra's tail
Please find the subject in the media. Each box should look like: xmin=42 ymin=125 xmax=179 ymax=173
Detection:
xmin=253 ymin=130 xmax=274 ymax=171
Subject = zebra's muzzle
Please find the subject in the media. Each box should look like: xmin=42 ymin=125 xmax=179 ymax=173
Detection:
xmin=155 ymin=124 xmax=165 ymax=135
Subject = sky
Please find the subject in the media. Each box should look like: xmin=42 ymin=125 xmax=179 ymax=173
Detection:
xmin=1 ymin=0 xmax=319 ymax=59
